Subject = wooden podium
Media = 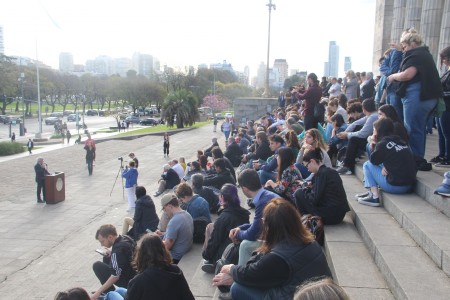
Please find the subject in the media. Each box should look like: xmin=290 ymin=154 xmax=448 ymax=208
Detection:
xmin=45 ymin=172 xmax=65 ymax=204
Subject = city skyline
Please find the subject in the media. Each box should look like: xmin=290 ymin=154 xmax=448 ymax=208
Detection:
xmin=1 ymin=0 xmax=376 ymax=78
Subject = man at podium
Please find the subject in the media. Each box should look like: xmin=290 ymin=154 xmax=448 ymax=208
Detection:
xmin=34 ymin=157 xmax=50 ymax=203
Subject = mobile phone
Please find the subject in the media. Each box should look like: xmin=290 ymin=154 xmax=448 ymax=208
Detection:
xmin=95 ymin=249 xmax=106 ymax=256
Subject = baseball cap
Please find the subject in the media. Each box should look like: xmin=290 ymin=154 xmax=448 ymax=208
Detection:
xmin=160 ymin=193 xmax=177 ymax=208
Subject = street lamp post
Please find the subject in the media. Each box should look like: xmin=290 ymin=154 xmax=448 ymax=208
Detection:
xmin=263 ymin=0 xmax=276 ymax=98
xmin=20 ymin=72 xmax=25 ymax=129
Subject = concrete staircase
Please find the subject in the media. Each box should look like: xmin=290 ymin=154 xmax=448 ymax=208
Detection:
xmin=326 ymin=157 xmax=450 ymax=299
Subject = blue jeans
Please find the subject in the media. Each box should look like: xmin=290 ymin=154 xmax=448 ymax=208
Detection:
xmin=230 ymin=282 xmax=266 ymax=300
xmin=295 ymin=163 xmax=311 ymax=179
xmin=224 ymin=130 xmax=230 ymax=140
xmin=437 ymin=111 xmax=450 ymax=158
xmin=238 ymin=239 xmax=262 ymax=266
xmin=387 ymin=90 xmax=403 ymax=122
xmin=257 ymin=170 xmax=276 ymax=185
xmin=105 ymin=287 xmax=127 ymax=300
xmin=363 ymin=161 xmax=413 ymax=194
xmin=402 ymin=82 xmax=437 ymax=158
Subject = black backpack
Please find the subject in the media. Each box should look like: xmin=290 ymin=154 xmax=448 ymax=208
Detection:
xmin=214 ymin=243 xmax=240 ymax=293
xmin=193 ymin=216 xmax=210 ymax=244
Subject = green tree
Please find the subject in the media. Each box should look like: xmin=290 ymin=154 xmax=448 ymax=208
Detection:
xmin=162 ymin=89 xmax=198 ymax=128
xmin=0 ymin=55 xmax=19 ymax=114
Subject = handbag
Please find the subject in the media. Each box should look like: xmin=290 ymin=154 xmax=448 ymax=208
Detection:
xmin=215 ymin=243 xmax=240 ymax=293
xmin=301 ymin=214 xmax=324 ymax=245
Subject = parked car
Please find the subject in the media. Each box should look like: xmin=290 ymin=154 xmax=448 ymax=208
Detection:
xmin=67 ymin=114 xmax=77 ymax=122
xmin=50 ymin=112 xmax=64 ymax=118
xmin=215 ymin=113 xmax=224 ymax=120
xmin=140 ymin=118 xmax=159 ymax=126
xmin=63 ymin=110 xmax=73 ymax=116
xmin=125 ymin=116 xmax=140 ymax=124
xmin=225 ymin=113 xmax=233 ymax=119
xmin=0 ymin=115 xmax=7 ymax=124
xmin=45 ymin=117 xmax=62 ymax=125
xmin=86 ymin=109 xmax=98 ymax=116
xmin=3 ymin=116 xmax=22 ymax=124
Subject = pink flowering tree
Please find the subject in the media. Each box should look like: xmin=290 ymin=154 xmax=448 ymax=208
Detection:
xmin=202 ymin=95 xmax=228 ymax=112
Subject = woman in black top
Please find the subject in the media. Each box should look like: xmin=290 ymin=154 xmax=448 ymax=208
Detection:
xmin=294 ymin=148 xmax=349 ymax=225
xmin=357 ymin=118 xmax=416 ymax=207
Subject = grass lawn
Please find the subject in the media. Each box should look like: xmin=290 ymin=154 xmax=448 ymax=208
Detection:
xmin=115 ymin=121 xmax=211 ymax=137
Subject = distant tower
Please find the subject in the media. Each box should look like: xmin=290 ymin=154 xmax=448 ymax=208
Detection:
xmin=323 ymin=62 xmax=329 ymax=77
xmin=344 ymin=57 xmax=352 ymax=73
xmin=132 ymin=53 xmax=154 ymax=78
xmin=328 ymin=41 xmax=339 ymax=77
xmin=273 ymin=59 xmax=288 ymax=90
xmin=59 ymin=52 xmax=74 ymax=72
xmin=0 ymin=26 xmax=4 ymax=54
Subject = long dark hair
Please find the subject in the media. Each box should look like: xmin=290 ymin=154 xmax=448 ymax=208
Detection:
xmin=54 ymin=288 xmax=90 ymax=300
xmin=285 ymin=130 xmax=300 ymax=150
xmin=277 ymin=147 xmax=295 ymax=182
xmin=378 ymin=104 xmax=401 ymax=123
xmin=258 ymin=198 xmax=314 ymax=254
xmin=133 ymin=234 xmax=172 ymax=272
xmin=373 ymin=118 xmax=394 ymax=142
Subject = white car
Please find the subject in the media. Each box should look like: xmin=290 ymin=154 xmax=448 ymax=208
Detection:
xmin=225 ymin=113 xmax=233 ymax=119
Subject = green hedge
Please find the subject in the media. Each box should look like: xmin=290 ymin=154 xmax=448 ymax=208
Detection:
xmin=0 ymin=142 xmax=26 ymax=156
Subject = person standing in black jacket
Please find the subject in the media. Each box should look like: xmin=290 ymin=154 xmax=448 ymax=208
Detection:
xmin=34 ymin=157 xmax=50 ymax=203
xmin=122 ymin=186 xmax=159 ymax=240
xmin=295 ymin=149 xmax=349 ymax=225
xmin=201 ymin=184 xmax=250 ymax=273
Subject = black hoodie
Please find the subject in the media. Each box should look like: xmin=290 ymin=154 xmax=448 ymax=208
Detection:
xmin=133 ymin=195 xmax=159 ymax=239
xmin=126 ymin=264 xmax=194 ymax=300
xmin=203 ymin=169 xmax=236 ymax=190
xmin=202 ymin=206 xmax=250 ymax=263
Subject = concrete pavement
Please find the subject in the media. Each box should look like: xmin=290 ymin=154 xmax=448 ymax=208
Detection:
xmin=0 ymin=122 xmax=223 ymax=299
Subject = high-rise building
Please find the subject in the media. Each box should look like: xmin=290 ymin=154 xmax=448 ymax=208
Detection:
xmin=210 ymin=60 xmax=234 ymax=73
xmin=344 ymin=57 xmax=352 ymax=73
xmin=132 ymin=53 xmax=154 ymax=78
xmin=0 ymin=26 xmax=4 ymax=54
xmin=59 ymin=52 xmax=74 ymax=72
xmin=324 ymin=41 xmax=339 ymax=77
xmin=273 ymin=59 xmax=288 ymax=90
xmin=114 ymin=57 xmax=132 ymax=77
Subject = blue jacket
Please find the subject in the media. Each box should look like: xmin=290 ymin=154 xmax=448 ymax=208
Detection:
xmin=184 ymin=195 xmax=211 ymax=222
xmin=122 ymin=167 xmax=138 ymax=188
xmin=237 ymin=188 xmax=278 ymax=241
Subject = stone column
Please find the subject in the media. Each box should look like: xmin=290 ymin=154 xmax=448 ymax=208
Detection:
xmin=391 ymin=0 xmax=407 ymax=43
xmin=404 ymin=0 xmax=423 ymax=30
xmin=420 ymin=0 xmax=445 ymax=63
xmin=373 ymin=0 xmax=395 ymax=72
xmin=438 ymin=0 xmax=450 ymax=72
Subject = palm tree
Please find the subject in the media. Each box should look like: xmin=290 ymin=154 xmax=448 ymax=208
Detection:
xmin=162 ymin=89 xmax=199 ymax=128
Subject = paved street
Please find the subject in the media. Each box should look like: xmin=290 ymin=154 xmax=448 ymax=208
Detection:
xmin=0 ymin=122 xmax=223 ymax=299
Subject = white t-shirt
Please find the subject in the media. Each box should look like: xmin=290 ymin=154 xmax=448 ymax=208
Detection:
xmin=328 ymin=83 xmax=342 ymax=98
xmin=172 ymin=163 xmax=185 ymax=180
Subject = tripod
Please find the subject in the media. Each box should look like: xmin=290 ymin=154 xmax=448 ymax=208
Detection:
xmin=110 ymin=159 xmax=125 ymax=202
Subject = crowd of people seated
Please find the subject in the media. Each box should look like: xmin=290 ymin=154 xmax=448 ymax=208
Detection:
xmin=56 ymin=27 xmax=450 ymax=299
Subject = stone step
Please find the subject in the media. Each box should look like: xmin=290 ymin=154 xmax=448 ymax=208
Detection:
xmin=177 ymin=243 xmax=216 ymax=299
xmin=354 ymin=164 xmax=450 ymax=275
xmin=324 ymin=214 xmax=394 ymax=299
xmin=342 ymin=175 xmax=450 ymax=300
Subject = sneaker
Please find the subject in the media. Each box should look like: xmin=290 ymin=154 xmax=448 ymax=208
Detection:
xmin=218 ymin=292 xmax=232 ymax=300
xmin=355 ymin=191 xmax=370 ymax=200
xmin=336 ymin=166 xmax=352 ymax=175
xmin=358 ymin=195 xmax=381 ymax=207
xmin=153 ymin=191 xmax=162 ymax=197
xmin=201 ymin=260 xmax=215 ymax=274
xmin=435 ymin=160 xmax=450 ymax=167
xmin=434 ymin=184 xmax=450 ymax=197
xmin=429 ymin=156 xmax=444 ymax=163
xmin=37 ymin=199 xmax=45 ymax=203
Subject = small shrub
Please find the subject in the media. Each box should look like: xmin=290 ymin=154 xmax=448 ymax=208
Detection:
xmin=50 ymin=134 xmax=64 ymax=139
xmin=0 ymin=142 xmax=26 ymax=156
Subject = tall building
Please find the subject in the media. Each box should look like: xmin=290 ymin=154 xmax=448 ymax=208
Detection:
xmin=114 ymin=57 xmax=132 ymax=77
xmin=273 ymin=59 xmax=288 ymax=90
xmin=85 ymin=55 xmax=113 ymax=75
xmin=324 ymin=41 xmax=339 ymax=77
xmin=0 ymin=25 xmax=4 ymax=54
xmin=254 ymin=62 xmax=266 ymax=89
xmin=210 ymin=60 xmax=234 ymax=73
xmin=132 ymin=53 xmax=154 ymax=78
xmin=344 ymin=57 xmax=352 ymax=73
xmin=373 ymin=0 xmax=450 ymax=72
xmin=59 ymin=52 xmax=74 ymax=72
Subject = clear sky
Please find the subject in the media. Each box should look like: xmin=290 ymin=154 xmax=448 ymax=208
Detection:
xmin=1 ymin=0 xmax=376 ymax=78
